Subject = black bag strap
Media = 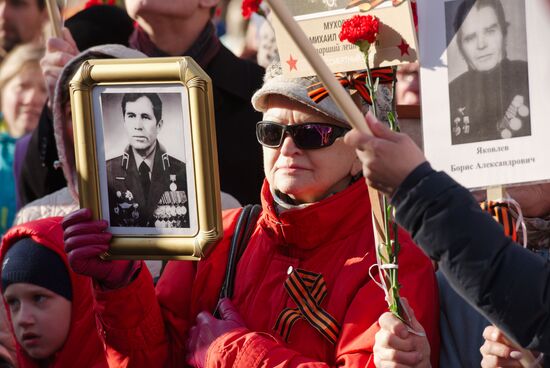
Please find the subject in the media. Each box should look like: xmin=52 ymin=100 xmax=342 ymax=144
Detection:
xmin=217 ymin=204 xmax=261 ymax=306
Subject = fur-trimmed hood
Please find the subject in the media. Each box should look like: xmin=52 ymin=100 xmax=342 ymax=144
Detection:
xmin=53 ymin=44 xmax=147 ymax=201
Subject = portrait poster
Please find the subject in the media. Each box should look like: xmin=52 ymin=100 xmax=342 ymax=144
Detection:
xmin=272 ymin=0 xmax=418 ymax=78
xmin=70 ymin=57 xmax=222 ymax=259
xmin=418 ymin=0 xmax=550 ymax=189
xmin=92 ymin=85 xmax=198 ymax=236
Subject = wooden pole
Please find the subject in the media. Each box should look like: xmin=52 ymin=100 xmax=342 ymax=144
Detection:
xmin=45 ymin=0 xmax=62 ymax=38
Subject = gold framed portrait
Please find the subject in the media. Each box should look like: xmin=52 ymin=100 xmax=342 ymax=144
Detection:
xmin=69 ymin=57 xmax=222 ymax=260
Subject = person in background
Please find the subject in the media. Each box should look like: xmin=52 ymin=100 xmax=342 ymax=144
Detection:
xmin=61 ymin=62 xmax=439 ymax=367
xmin=122 ymin=0 xmax=266 ymax=205
xmin=219 ymin=0 xmax=248 ymax=57
xmin=13 ymin=44 xmax=146 ymax=225
xmin=395 ymin=62 xmax=420 ymax=106
xmin=0 ymin=44 xmax=45 ymax=138
xmin=0 ymin=0 xmax=47 ymax=57
xmin=17 ymin=4 xmax=135 ymax=208
xmin=24 ymin=0 xmax=265 ymax=208
xmin=345 ymin=112 xmax=550 ymax=364
xmin=0 ymin=43 xmax=46 ymax=235
xmin=373 ymin=179 xmax=550 ymax=368
xmin=437 ymin=181 xmax=550 ymax=367
xmin=0 ymin=217 xmax=112 ymax=367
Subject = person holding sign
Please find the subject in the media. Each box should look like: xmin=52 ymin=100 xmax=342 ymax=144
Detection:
xmin=61 ymin=63 xmax=439 ymax=367
xmin=448 ymin=0 xmax=531 ymax=145
xmin=30 ymin=0 xmax=264 ymax=208
xmin=345 ymin=112 xmax=550 ymax=365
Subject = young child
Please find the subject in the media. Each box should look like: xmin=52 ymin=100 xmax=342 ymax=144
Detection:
xmin=0 ymin=217 xmax=109 ymax=367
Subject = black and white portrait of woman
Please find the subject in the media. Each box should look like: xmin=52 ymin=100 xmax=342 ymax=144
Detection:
xmin=446 ymin=0 xmax=531 ymax=145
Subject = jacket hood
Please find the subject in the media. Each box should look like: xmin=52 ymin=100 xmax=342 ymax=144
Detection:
xmin=53 ymin=44 xmax=147 ymax=201
xmin=0 ymin=218 xmax=108 ymax=367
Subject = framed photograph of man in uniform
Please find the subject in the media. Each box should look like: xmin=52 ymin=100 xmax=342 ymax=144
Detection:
xmin=418 ymin=0 xmax=550 ymax=189
xmin=69 ymin=57 xmax=223 ymax=260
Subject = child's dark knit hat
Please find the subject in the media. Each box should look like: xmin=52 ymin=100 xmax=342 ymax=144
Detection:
xmin=1 ymin=238 xmax=72 ymax=301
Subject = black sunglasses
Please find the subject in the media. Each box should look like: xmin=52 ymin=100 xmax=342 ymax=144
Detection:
xmin=256 ymin=121 xmax=350 ymax=150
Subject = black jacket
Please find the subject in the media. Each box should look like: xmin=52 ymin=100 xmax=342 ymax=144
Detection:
xmin=205 ymin=45 xmax=264 ymax=205
xmin=393 ymin=162 xmax=550 ymax=355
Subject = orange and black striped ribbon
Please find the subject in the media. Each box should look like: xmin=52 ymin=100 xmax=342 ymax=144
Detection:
xmin=307 ymin=67 xmax=395 ymax=105
xmin=480 ymin=201 xmax=518 ymax=241
xmin=274 ymin=268 xmax=340 ymax=344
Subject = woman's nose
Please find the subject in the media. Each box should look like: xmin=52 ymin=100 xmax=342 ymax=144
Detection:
xmin=279 ymin=134 xmax=301 ymax=156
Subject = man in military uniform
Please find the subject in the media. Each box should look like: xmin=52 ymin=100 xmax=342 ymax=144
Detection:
xmin=449 ymin=0 xmax=531 ymax=145
xmin=106 ymin=92 xmax=189 ymax=228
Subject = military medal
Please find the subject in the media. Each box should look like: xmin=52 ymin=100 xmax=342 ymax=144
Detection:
xmin=132 ymin=203 xmax=139 ymax=220
xmin=462 ymin=116 xmax=470 ymax=134
xmin=453 ymin=117 xmax=461 ymax=136
xmin=499 ymin=95 xmax=529 ymax=138
xmin=170 ymin=174 xmax=177 ymax=191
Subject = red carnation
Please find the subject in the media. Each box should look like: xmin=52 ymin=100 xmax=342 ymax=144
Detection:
xmin=242 ymin=0 xmax=263 ymax=19
xmin=84 ymin=0 xmax=102 ymax=8
xmin=84 ymin=0 xmax=116 ymax=8
xmin=339 ymin=14 xmax=380 ymax=47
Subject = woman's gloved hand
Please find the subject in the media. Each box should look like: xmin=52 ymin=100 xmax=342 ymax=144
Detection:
xmin=62 ymin=208 xmax=140 ymax=289
xmin=186 ymin=298 xmax=246 ymax=368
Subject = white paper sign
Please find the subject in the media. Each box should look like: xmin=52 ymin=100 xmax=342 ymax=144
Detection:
xmin=272 ymin=0 xmax=418 ymax=78
xmin=418 ymin=0 xmax=550 ymax=189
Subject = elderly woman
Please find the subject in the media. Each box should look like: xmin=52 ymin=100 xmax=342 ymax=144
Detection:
xmin=62 ymin=63 xmax=439 ymax=367
xmin=0 ymin=43 xmax=46 ymax=138
xmin=0 ymin=43 xmax=46 ymax=235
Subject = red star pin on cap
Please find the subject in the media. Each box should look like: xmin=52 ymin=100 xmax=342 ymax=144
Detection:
xmin=286 ymin=54 xmax=298 ymax=71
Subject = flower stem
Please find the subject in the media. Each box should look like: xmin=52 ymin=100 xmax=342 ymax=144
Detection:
xmin=364 ymin=59 xmax=378 ymax=119
xmin=391 ymin=66 xmax=397 ymax=114
xmin=358 ymin=44 xmax=404 ymax=322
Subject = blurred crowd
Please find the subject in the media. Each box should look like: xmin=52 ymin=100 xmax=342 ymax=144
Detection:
xmin=0 ymin=0 xmax=546 ymax=367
